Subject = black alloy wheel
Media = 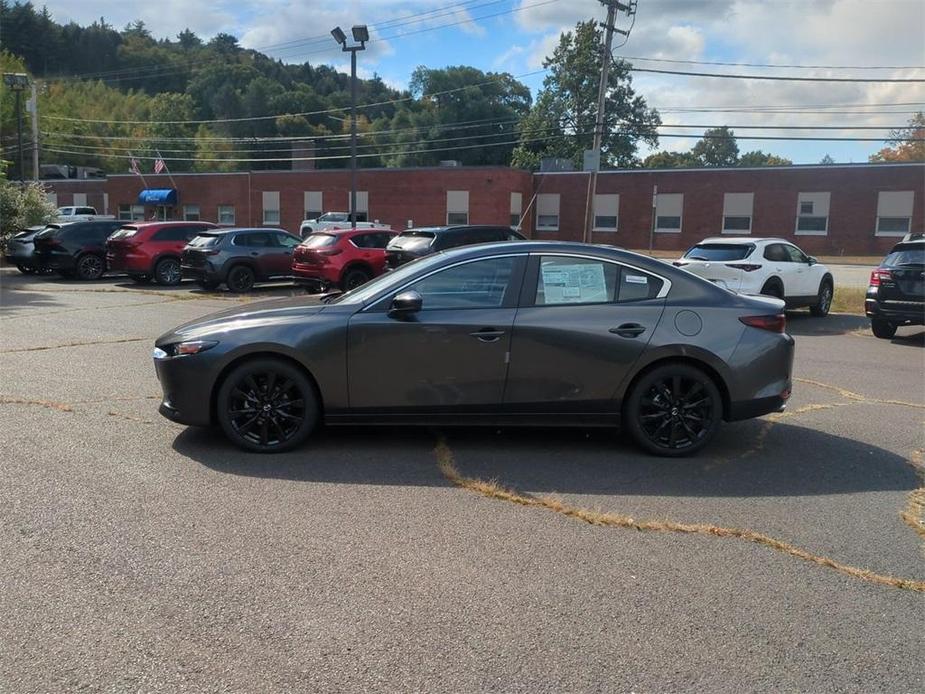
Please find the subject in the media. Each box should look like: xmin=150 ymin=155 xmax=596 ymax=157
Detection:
xmin=15 ymin=264 xmax=36 ymax=274
xmin=810 ymin=281 xmax=833 ymax=317
xmin=341 ymin=267 xmax=371 ymax=291
xmin=227 ymin=265 xmax=255 ymax=293
xmin=154 ymin=257 xmax=182 ymax=286
xmin=217 ymin=359 xmax=317 ymax=452
xmin=76 ymin=253 xmax=105 ymax=281
xmin=626 ymin=364 xmax=721 ymax=457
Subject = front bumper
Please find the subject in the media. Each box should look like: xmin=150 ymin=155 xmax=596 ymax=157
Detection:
xmin=154 ymin=350 xmax=216 ymax=426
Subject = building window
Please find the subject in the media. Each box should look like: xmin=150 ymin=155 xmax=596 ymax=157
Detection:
xmin=304 ymin=191 xmax=323 ymax=220
xmin=118 ymin=204 xmax=145 ymax=221
xmin=510 ymin=192 xmax=523 ymax=228
xmin=46 ymin=192 xmax=57 ymax=208
xmin=655 ymin=193 xmax=683 ymax=233
xmin=183 ymin=204 xmax=200 ymax=221
xmin=876 ymin=191 xmax=914 ymax=237
xmin=536 ymin=194 xmax=560 ymax=231
xmin=795 ymin=192 xmax=830 ymax=235
xmin=722 ymin=192 xmax=753 ymax=233
xmin=593 ymin=193 xmax=619 ymax=231
xmin=346 ymin=191 xmax=369 ymax=222
xmin=447 ymin=190 xmax=469 ymax=225
xmin=262 ymin=191 xmax=280 ymax=225
xmin=218 ymin=205 xmax=235 ymax=225
xmin=73 ymin=193 xmax=87 ymax=207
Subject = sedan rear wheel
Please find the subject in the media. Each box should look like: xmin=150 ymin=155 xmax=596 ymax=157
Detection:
xmin=217 ymin=358 xmax=318 ymax=453
xmin=625 ymin=364 xmax=721 ymax=457
xmin=75 ymin=253 xmax=105 ymax=281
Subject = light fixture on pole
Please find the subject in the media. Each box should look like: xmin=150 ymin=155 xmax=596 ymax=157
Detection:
xmin=331 ymin=25 xmax=368 ymax=229
xmin=3 ymin=73 xmax=31 ymax=182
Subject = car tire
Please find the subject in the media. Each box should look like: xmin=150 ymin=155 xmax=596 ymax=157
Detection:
xmin=15 ymin=264 xmax=36 ymax=274
xmin=75 ymin=253 xmax=105 ymax=281
xmin=196 ymin=279 xmax=220 ymax=290
xmin=216 ymin=358 xmax=319 ymax=453
xmin=128 ymin=274 xmax=151 ymax=284
xmin=624 ymin=363 xmax=722 ymax=457
xmin=809 ymin=280 xmax=833 ymax=317
xmin=759 ymin=279 xmax=784 ymax=300
xmin=226 ymin=265 xmax=255 ymax=293
xmin=340 ymin=267 xmax=371 ymax=291
xmin=871 ymin=319 xmax=897 ymax=339
xmin=154 ymin=257 xmax=182 ymax=286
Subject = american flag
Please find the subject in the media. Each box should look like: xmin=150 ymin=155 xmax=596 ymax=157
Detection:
xmin=129 ymin=157 xmax=141 ymax=175
xmin=153 ymin=157 xmax=166 ymax=174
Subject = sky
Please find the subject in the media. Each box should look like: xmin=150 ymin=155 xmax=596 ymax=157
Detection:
xmin=38 ymin=0 xmax=925 ymax=164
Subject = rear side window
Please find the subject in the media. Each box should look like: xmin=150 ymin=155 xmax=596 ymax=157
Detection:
xmin=684 ymin=244 xmax=754 ymax=262
xmin=534 ymin=256 xmax=664 ymax=306
xmin=302 ymin=234 xmax=338 ymax=248
xmin=188 ymin=234 xmax=222 ymax=248
xmin=233 ymin=232 xmax=274 ymax=247
xmin=153 ymin=226 xmax=195 ymax=242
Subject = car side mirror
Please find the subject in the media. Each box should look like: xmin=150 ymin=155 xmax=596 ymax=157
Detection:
xmin=389 ymin=290 xmax=423 ymax=317
xmin=807 ymin=256 xmax=817 ymax=265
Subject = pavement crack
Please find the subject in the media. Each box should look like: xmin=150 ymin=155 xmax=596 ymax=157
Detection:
xmin=434 ymin=436 xmax=925 ymax=593
xmin=0 ymin=396 xmax=73 ymax=412
xmin=0 ymin=337 xmax=150 ymax=353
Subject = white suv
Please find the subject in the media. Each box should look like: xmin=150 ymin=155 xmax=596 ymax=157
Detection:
xmin=674 ymin=237 xmax=834 ymax=316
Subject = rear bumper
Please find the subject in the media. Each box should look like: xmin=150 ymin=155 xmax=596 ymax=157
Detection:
xmin=728 ymin=395 xmax=788 ymax=421
xmin=865 ymin=298 xmax=925 ymax=325
xmin=292 ymin=263 xmax=339 ymax=286
xmin=33 ymin=251 xmax=74 ymax=271
xmin=181 ymin=264 xmax=222 ymax=283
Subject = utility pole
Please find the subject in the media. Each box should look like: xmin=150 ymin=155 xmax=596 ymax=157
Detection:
xmin=331 ymin=25 xmax=368 ymax=229
xmin=28 ymin=81 xmax=39 ymax=181
xmin=583 ymin=1 xmax=636 ymax=243
xmin=3 ymin=73 xmax=30 ymax=182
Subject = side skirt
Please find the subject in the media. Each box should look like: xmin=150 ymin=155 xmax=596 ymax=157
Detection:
xmin=324 ymin=411 xmax=621 ymax=428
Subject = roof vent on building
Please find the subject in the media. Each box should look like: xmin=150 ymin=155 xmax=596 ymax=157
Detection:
xmin=438 ymin=160 xmax=462 ymax=167
xmin=540 ymin=157 xmax=575 ymax=172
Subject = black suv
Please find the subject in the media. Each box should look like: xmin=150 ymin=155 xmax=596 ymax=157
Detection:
xmin=866 ymin=238 xmax=924 ymax=338
xmin=32 ymin=220 xmax=124 ymax=280
xmin=385 ymin=225 xmax=525 ymax=268
xmin=180 ymin=227 xmax=302 ymax=292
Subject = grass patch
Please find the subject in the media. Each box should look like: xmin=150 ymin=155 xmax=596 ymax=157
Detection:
xmin=830 ymin=286 xmax=866 ymax=315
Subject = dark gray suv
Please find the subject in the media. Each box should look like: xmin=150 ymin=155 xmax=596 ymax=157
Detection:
xmin=180 ymin=227 xmax=302 ymax=292
xmin=385 ymin=225 xmax=525 ymax=268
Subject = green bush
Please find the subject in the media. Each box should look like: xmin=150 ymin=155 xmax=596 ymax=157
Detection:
xmin=0 ymin=174 xmax=56 ymax=245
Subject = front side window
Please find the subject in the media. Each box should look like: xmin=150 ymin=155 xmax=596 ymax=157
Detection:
xmin=783 ymin=245 xmax=808 ymax=263
xmin=407 ymin=257 xmax=515 ymax=310
xmin=535 ymin=256 xmax=663 ymax=306
xmin=234 ymin=232 xmax=273 ymax=247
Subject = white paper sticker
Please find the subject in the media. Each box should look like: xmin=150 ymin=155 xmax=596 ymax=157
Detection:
xmin=541 ymin=263 xmax=608 ymax=304
xmin=624 ymin=274 xmax=648 ymax=285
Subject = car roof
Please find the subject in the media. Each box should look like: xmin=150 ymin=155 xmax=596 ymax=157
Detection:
xmin=124 ymin=220 xmax=214 ymax=228
xmin=400 ymin=225 xmax=516 ymax=235
xmin=308 ymin=227 xmax=394 ymax=235
xmin=198 ymin=227 xmax=293 ymax=235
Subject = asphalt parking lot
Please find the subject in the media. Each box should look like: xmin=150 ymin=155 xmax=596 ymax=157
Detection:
xmin=1 ymin=268 xmax=923 ymax=693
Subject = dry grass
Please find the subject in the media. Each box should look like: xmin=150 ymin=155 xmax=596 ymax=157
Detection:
xmin=434 ymin=436 xmax=925 ymax=593
xmin=902 ymin=449 xmax=925 ymax=544
xmin=829 ymin=286 xmax=867 ymax=315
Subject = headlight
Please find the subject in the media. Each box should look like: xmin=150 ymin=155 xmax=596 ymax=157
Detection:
xmin=155 ymin=340 xmax=218 ymax=358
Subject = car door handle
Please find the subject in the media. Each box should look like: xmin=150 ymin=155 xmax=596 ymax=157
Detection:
xmin=609 ymin=323 xmax=646 ymax=338
xmin=250 ymin=251 xmax=259 ymax=256
xmin=469 ymin=328 xmax=505 ymax=342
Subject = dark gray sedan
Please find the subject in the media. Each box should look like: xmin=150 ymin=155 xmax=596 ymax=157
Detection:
xmin=154 ymin=241 xmax=794 ymax=456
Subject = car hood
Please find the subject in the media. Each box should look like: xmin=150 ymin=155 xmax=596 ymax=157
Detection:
xmin=156 ymin=296 xmax=328 ymax=346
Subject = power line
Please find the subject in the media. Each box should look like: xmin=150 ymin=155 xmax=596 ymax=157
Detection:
xmin=631 ymin=66 xmax=925 ymax=83
xmin=622 ymin=55 xmax=925 ymax=71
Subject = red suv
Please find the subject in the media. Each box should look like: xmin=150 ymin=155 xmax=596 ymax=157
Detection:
xmin=107 ymin=221 xmax=217 ymax=285
xmin=292 ymin=228 xmax=396 ymax=291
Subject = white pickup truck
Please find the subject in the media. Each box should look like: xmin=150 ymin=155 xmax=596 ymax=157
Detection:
xmin=299 ymin=212 xmax=389 ymax=239
xmin=55 ymin=206 xmax=115 ymax=222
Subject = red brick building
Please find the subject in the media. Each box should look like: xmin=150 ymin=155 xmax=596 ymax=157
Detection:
xmin=45 ymin=162 xmax=923 ymax=256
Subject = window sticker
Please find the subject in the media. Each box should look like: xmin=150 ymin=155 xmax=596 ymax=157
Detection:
xmin=541 ymin=263 xmax=608 ymax=304
xmin=624 ymin=274 xmax=648 ymax=285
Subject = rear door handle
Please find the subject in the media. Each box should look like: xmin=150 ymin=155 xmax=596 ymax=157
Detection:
xmin=469 ymin=328 xmax=505 ymax=342
xmin=609 ymin=323 xmax=646 ymax=338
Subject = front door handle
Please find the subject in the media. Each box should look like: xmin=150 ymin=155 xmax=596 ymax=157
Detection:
xmin=609 ymin=323 xmax=646 ymax=338
xmin=469 ymin=328 xmax=505 ymax=342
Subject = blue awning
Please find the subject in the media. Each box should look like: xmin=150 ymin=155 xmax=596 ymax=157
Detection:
xmin=137 ymin=188 xmax=178 ymax=205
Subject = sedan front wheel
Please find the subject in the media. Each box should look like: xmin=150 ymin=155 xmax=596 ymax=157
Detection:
xmin=625 ymin=363 xmax=722 ymax=457
xmin=216 ymin=358 xmax=318 ymax=453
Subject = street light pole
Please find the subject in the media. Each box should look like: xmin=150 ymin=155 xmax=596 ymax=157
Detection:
xmin=331 ymin=25 xmax=368 ymax=230
xmin=3 ymin=73 xmax=31 ymax=182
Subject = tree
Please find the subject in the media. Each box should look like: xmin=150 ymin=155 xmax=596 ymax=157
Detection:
xmin=642 ymin=150 xmax=700 ymax=168
xmin=869 ymin=112 xmax=925 ymax=162
xmin=0 ymin=166 xmax=56 ymax=244
xmin=691 ymin=126 xmax=739 ymax=167
xmin=738 ymin=150 xmax=792 ymax=167
xmin=511 ymin=20 xmax=660 ymax=170
xmin=819 ymin=154 xmax=835 ymax=165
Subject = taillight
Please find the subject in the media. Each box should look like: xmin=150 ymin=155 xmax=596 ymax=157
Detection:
xmin=869 ymin=269 xmax=891 ymax=286
xmin=739 ymin=314 xmax=786 ymax=333
xmin=725 ymin=263 xmax=763 ymax=272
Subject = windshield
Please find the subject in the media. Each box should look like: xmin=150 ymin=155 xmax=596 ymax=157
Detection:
xmin=884 ymin=247 xmax=924 ymax=266
xmin=329 ymin=252 xmax=449 ymax=305
xmin=187 ymin=234 xmax=222 ymax=248
xmin=301 ymin=233 xmax=338 ymax=248
xmin=318 ymin=212 xmax=348 ymax=222
xmin=684 ymin=243 xmax=755 ymax=261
